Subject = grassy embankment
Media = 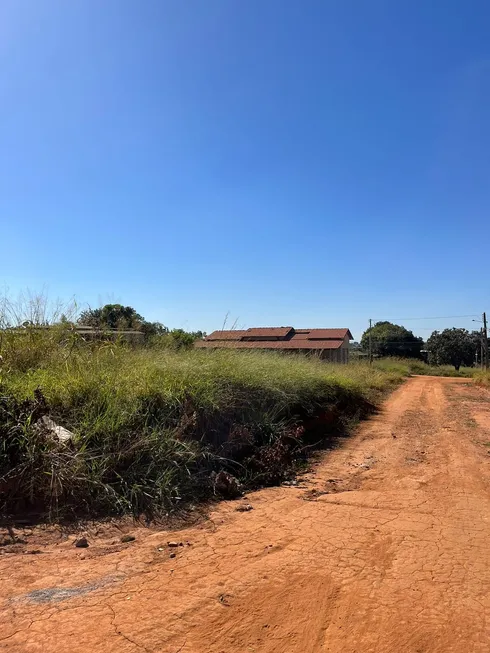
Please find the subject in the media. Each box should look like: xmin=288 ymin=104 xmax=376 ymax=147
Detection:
xmin=0 ymin=329 xmax=405 ymax=520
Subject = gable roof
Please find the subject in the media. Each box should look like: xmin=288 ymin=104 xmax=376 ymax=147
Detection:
xmin=195 ymin=338 xmax=343 ymax=350
xmin=206 ymin=327 xmax=294 ymax=341
xmin=196 ymin=326 xmax=352 ymax=350
xmin=243 ymin=327 xmax=293 ymax=338
xmin=305 ymin=328 xmax=353 ymax=340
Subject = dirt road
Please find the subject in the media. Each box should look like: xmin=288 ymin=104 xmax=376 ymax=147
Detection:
xmin=2 ymin=376 xmax=490 ymax=652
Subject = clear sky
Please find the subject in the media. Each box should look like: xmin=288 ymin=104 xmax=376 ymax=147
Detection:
xmin=2 ymin=1 xmax=490 ymax=339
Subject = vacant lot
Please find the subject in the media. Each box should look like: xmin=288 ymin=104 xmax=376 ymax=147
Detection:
xmin=1 ymin=341 xmax=403 ymax=518
xmin=2 ymin=376 xmax=490 ymax=652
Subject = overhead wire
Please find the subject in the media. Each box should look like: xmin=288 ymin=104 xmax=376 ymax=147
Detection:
xmin=371 ymin=314 xmax=480 ymax=321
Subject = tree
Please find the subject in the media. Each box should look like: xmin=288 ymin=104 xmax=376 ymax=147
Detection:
xmin=426 ymin=328 xmax=476 ymax=370
xmin=76 ymin=304 xmax=206 ymax=346
xmin=78 ymin=307 xmax=102 ymax=328
xmin=360 ymin=321 xmax=423 ymax=358
xmin=139 ymin=321 xmax=169 ymax=338
xmin=167 ymin=329 xmax=201 ymax=349
xmin=78 ymin=304 xmax=144 ymax=330
xmin=469 ymin=330 xmax=488 ymax=366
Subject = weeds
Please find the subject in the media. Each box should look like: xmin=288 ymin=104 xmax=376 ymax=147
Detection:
xmin=0 ymin=340 xmax=404 ymax=521
xmin=474 ymin=371 xmax=490 ymax=386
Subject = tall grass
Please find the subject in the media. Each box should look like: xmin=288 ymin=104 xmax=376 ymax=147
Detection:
xmin=0 ymin=332 xmax=405 ymax=520
xmin=473 ymin=370 xmax=490 ymax=386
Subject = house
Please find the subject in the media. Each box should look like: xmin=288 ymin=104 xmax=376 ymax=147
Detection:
xmin=195 ymin=327 xmax=353 ymax=363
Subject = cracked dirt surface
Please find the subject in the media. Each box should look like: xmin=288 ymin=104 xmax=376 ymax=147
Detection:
xmin=2 ymin=376 xmax=490 ymax=652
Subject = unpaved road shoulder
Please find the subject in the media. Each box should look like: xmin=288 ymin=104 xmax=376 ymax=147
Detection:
xmin=2 ymin=376 xmax=490 ymax=653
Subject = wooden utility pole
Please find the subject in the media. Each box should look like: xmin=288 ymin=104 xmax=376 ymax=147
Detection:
xmin=369 ymin=318 xmax=373 ymax=365
xmin=483 ymin=312 xmax=489 ymax=370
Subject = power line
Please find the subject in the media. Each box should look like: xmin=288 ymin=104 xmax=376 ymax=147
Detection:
xmin=414 ymin=327 xmax=471 ymax=331
xmin=415 ymin=326 xmax=479 ymax=331
xmin=362 ymin=340 xmax=473 ymax=344
xmin=372 ymin=315 xmax=480 ymax=321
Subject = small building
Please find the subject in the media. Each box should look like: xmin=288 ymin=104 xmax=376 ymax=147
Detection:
xmin=195 ymin=327 xmax=353 ymax=363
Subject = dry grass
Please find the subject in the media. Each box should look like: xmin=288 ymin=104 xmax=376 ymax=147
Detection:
xmin=0 ymin=331 xmax=405 ymax=520
xmin=473 ymin=370 xmax=490 ymax=386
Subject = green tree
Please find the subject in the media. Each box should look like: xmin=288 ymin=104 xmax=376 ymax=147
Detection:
xmin=426 ymin=328 xmax=475 ymax=370
xmin=78 ymin=307 xmax=102 ymax=328
xmin=469 ymin=330 xmax=488 ymax=366
xmin=168 ymin=329 xmax=200 ymax=349
xmin=140 ymin=321 xmax=169 ymax=338
xmin=78 ymin=304 xmax=144 ymax=330
xmin=360 ymin=321 xmax=423 ymax=358
xmin=77 ymin=305 xmax=207 ymax=346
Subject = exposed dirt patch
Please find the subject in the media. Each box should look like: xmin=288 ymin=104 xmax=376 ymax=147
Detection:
xmin=2 ymin=377 xmax=490 ymax=652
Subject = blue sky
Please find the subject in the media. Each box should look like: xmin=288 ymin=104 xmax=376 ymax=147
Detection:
xmin=2 ymin=0 xmax=490 ymax=339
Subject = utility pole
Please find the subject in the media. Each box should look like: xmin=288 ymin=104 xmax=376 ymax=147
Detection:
xmin=483 ymin=312 xmax=489 ymax=371
xmin=480 ymin=328 xmax=484 ymax=369
xmin=369 ymin=318 xmax=373 ymax=365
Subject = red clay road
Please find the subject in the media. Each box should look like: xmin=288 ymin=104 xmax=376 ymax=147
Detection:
xmin=2 ymin=376 xmax=490 ymax=652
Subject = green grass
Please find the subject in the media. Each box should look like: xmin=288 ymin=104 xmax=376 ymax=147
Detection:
xmin=0 ymin=332 xmax=405 ymax=520
xmin=473 ymin=370 xmax=490 ymax=386
xmin=372 ymin=357 xmax=476 ymax=378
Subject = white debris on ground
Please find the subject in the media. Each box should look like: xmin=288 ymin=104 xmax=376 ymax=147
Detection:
xmin=35 ymin=416 xmax=75 ymax=443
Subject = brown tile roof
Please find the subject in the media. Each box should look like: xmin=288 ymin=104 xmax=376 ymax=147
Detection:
xmin=197 ymin=326 xmax=351 ymax=351
xmin=289 ymin=332 xmax=310 ymax=340
xmin=206 ymin=327 xmax=293 ymax=341
xmin=206 ymin=330 xmax=247 ymax=341
xmin=195 ymin=339 xmax=343 ymax=350
xmin=244 ymin=327 xmax=293 ymax=338
xmin=305 ymin=328 xmax=353 ymax=340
